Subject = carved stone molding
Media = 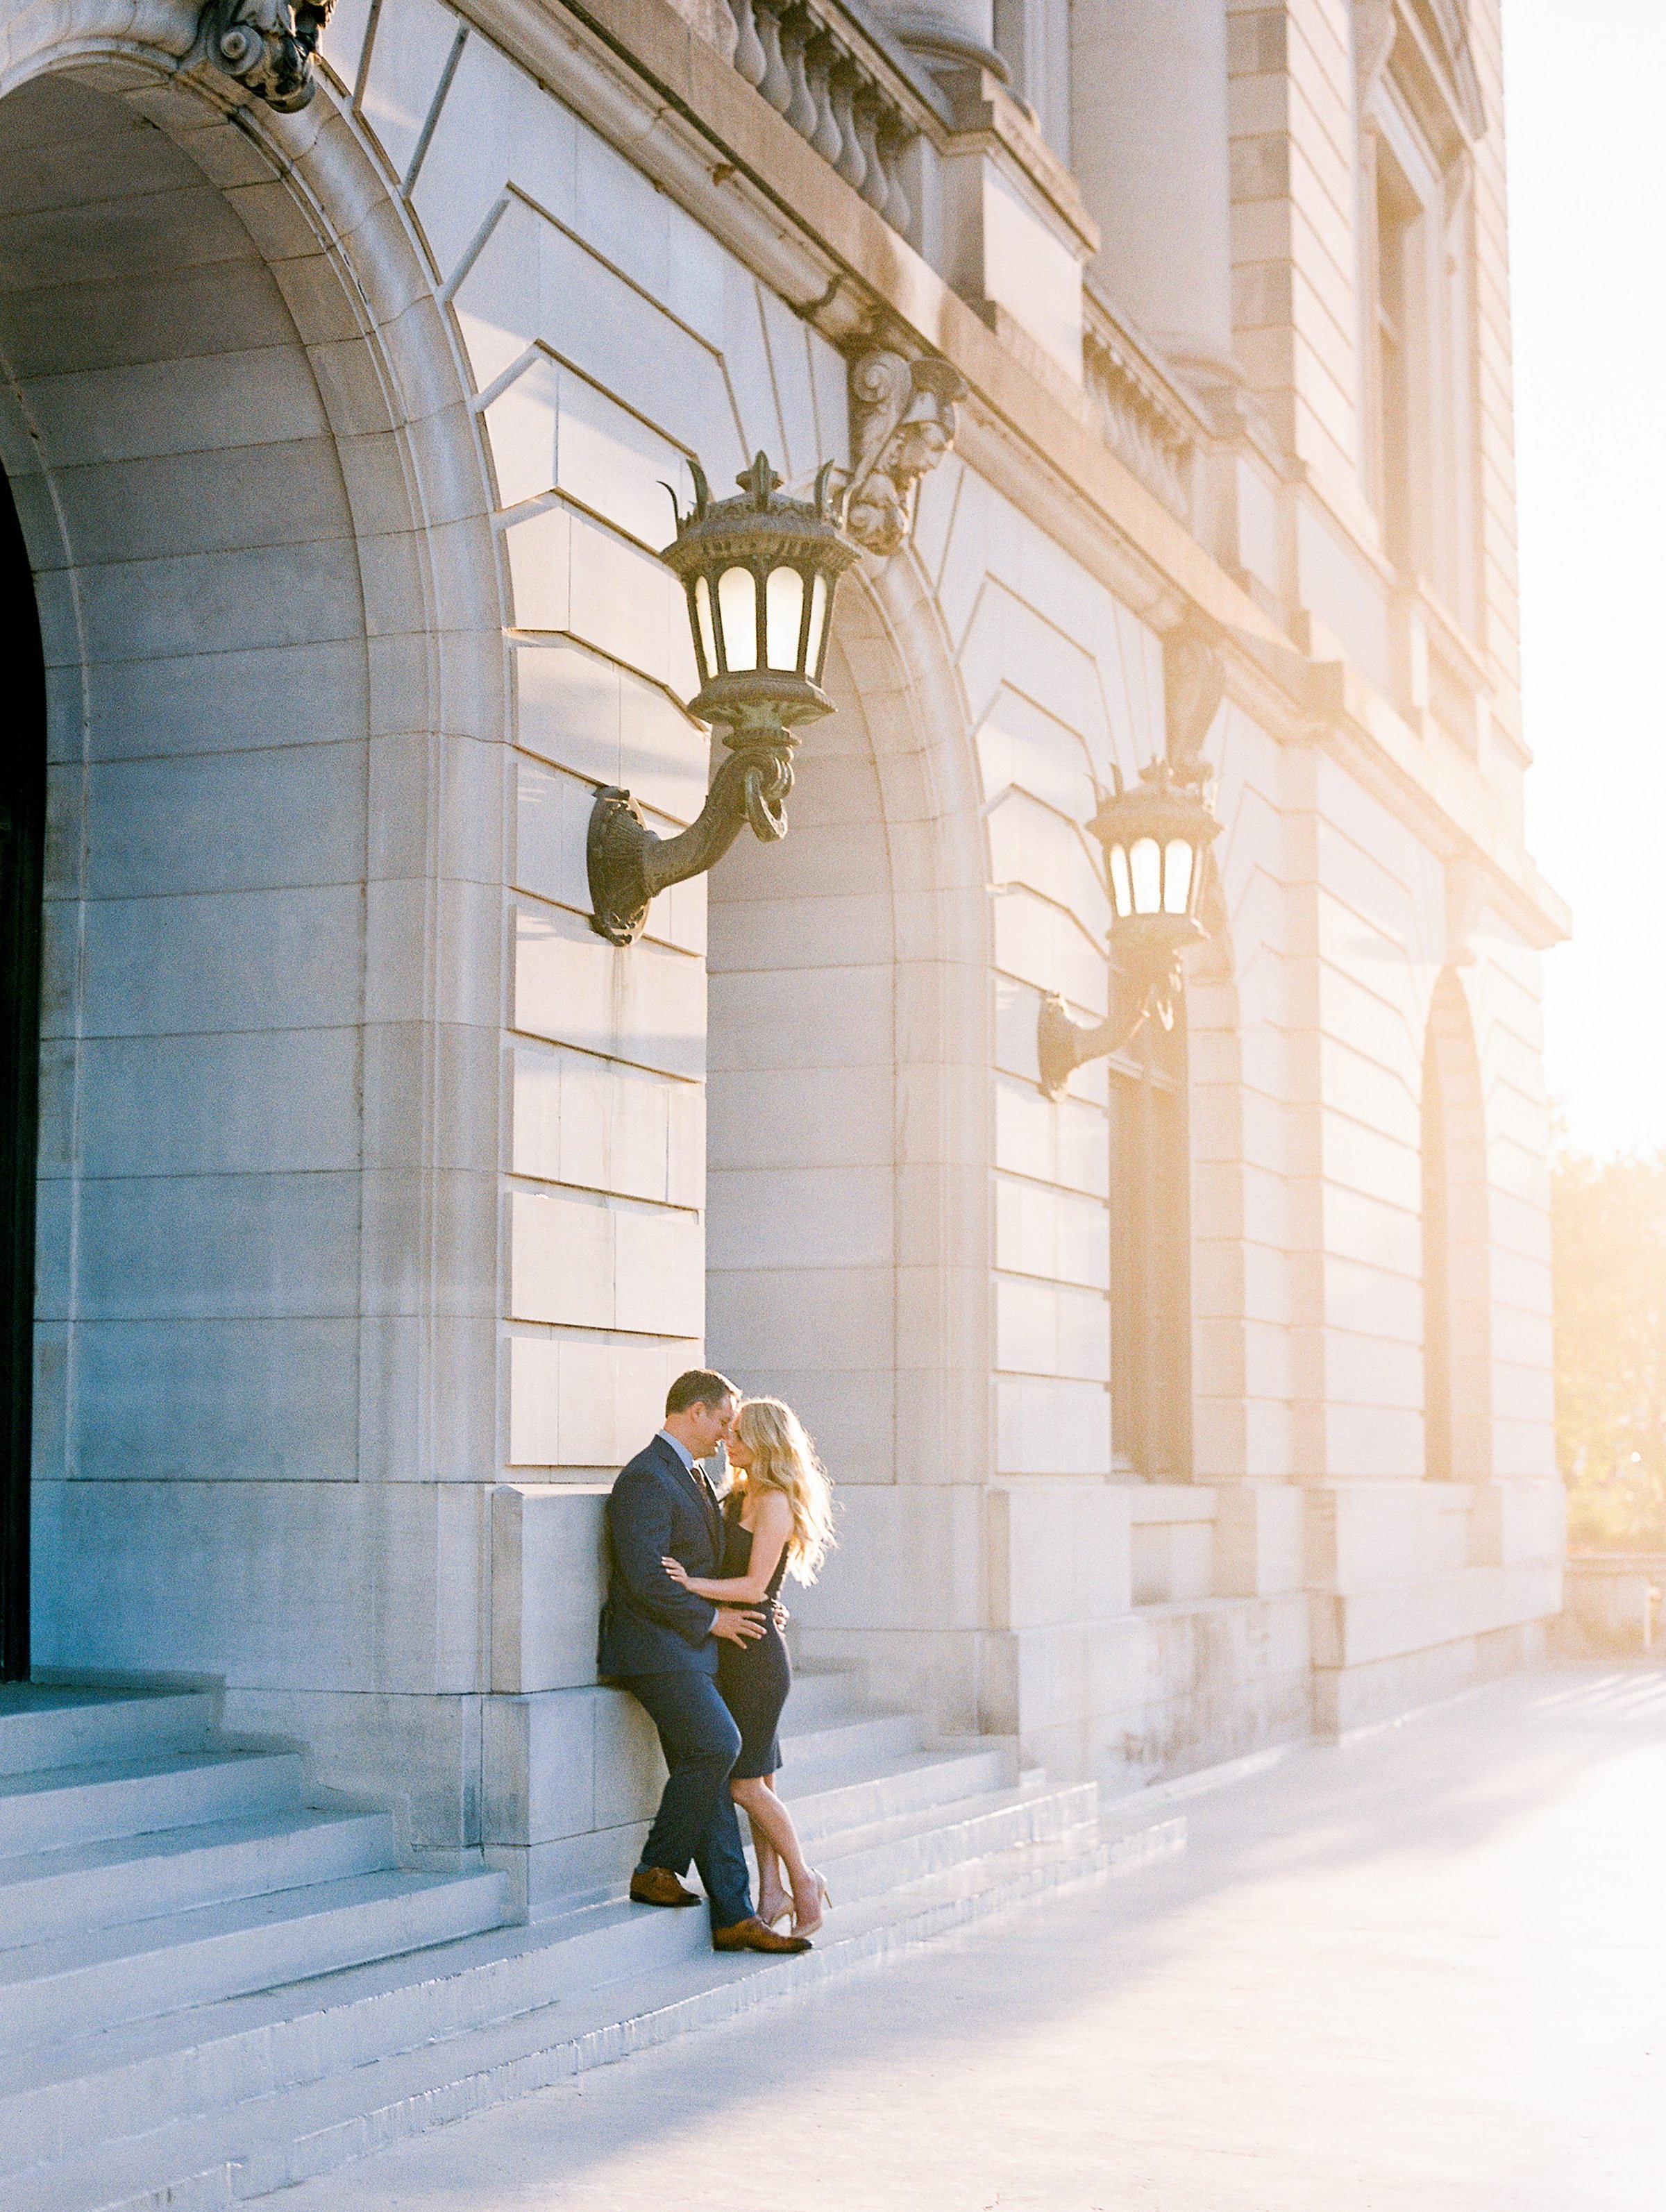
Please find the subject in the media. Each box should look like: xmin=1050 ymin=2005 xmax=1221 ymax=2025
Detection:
xmin=199 ymin=0 xmax=335 ymax=113
xmin=839 ymin=348 xmax=967 ymax=556
xmin=1356 ymin=0 xmax=1484 ymax=143
xmin=1422 ymin=0 xmax=1486 ymax=140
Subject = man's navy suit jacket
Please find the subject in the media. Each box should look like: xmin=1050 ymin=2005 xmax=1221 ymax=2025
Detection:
xmin=596 ymin=1435 xmax=725 ymax=1678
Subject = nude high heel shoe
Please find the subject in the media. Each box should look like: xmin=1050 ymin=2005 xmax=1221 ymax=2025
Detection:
xmin=755 ymin=1882 xmax=793 ymax=1932
xmin=791 ymin=1869 xmax=831 ymax=1938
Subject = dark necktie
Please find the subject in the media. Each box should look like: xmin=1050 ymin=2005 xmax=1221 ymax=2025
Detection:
xmin=681 ymin=1455 xmax=718 ymax=1540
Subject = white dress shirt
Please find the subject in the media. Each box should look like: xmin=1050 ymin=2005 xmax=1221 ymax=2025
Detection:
xmin=655 ymin=1427 xmax=697 ymax=1474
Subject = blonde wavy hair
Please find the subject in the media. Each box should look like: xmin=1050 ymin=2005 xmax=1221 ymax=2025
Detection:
xmin=732 ymin=1398 xmax=836 ymax=1585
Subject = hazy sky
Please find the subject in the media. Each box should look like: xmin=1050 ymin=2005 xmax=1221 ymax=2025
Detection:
xmin=1504 ymin=1 xmax=1666 ymax=1158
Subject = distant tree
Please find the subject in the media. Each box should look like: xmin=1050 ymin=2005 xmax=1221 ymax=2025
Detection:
xmin=1551 ymin=1149 xmax=1666 ymax=1549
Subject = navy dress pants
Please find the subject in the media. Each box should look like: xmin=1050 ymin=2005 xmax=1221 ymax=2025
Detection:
xmin=623 ymin=1668 xmax=752 ymax=1930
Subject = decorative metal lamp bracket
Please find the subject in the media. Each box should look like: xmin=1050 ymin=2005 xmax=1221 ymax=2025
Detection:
xmin=588 ymin=451 xmax=859 ymax=947
xmin=584 ymin=338 xmax=957 ymax=944
xmin=1036 ymin=955 xmax=1185 ymax=1103
xmin=587 ymin=725 xmax=796 ymax=949
xmin=838 ymin=348 xmax=968 ymax=555
xmin=1036 ymin=620 xmax=1227 ymax=1101
xmin=198 ymin=0 xmax=335 ymax=111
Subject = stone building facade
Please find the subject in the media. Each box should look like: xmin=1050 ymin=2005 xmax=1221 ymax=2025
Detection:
xmin=0 ymin=0 xmax=1564 ymax=1912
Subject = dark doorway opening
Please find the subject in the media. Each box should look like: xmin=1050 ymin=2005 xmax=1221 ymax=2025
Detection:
xmin=1 ymin=466 xmax=44 ymax=1680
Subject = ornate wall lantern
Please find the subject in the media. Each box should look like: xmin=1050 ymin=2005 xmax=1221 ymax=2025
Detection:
xmin=1037 ymin=757 xmax=1222 ymax=1099
xmin=588 ymin=452 xmax=861 ymax=946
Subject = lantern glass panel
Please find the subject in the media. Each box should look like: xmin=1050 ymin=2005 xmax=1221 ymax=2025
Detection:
xmin=692 ymin=575 xmax=718 ymax=681
xmin=1109 ymin=843 xmax=1132 ymax=919
xmin=718 ymin=566 xmax=759 ymax=672
xmin=766 ymin=566 xmax=805 ymax=670
xmin=1129 ymin=836 xmax=1161 ymax=914
xmin=805 ymin=571 xmax=830 ymax=679
xmin=1163 ymin=838 xmax=1194 ymax=915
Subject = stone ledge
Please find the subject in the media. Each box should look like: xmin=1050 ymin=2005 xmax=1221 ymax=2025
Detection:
xmin=490 ymin=1483 xmax=609 ymax=1695
xmin=1309 ymin=1562 xmax=1562 ymax=1672
xmin=1312 ymin=1619 xmax=1549 ymax=1738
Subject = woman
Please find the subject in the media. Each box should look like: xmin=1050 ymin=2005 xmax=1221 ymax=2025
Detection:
xmin=662 ymin=1396 xmax=836 ymax=1937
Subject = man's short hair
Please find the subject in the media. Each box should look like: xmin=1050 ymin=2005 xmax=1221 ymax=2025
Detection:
xmin=665 ymin=1369 xmax=739 ymax=1418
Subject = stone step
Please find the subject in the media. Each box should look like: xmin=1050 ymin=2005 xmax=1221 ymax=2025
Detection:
xmin=0 ymin=1774 xmax=1084 ymax=2177
xmin=0 ymin=1691 xmax=218 ymax=1778
xmin=782 ymin=1742 xmax=1018 ymax=1838
xmin=0 ymin=1867 xmax=510 ymax=2055
xmin=0 ymin=1752 xmax=303 ymax=1857
xmin=0 ymin=1681 xmax=1133 ymax=2212
xmin=808 ymin=1780 xmax=1101 ymax=1908
xmin=0 ymin=1808 xmax=398 ymax=1949
xmin=774 ymin=1708 xmax=924 ymax=1770
xmin=0 ymin=1926 xmax=577 ymax=2177
xmin=0 ymin=1805 xmax=1186 ymax=2212
xmin=774 ymin=1666 xmax=870 ymax=1730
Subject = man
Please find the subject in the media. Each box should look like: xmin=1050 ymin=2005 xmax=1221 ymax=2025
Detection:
xmin=598 ymin=1369 xmax=811 ymax=1955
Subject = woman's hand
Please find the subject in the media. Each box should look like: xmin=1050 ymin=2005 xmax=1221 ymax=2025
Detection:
xmin=661 ymin=1555 xmax=691 ymax=1587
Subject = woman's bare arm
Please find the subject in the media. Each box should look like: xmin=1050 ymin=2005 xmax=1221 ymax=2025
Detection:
xmin=663 ymin=1492 xmax=792 ymax=1602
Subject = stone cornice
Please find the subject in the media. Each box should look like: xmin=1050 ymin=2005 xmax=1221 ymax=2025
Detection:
xmin=449 ymin=0 xmax=1563 ymax=948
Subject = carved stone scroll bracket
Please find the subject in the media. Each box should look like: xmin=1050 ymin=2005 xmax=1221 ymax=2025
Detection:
xmin=1159 ymin=621 xmax=1227 ymax=947
xmin=1163 ymin=619 xmax=1227 ymax=786
xmin=837 ymin=348 xmax=968 ymax=556
xmin=199 ymin=0 xmax=335 ymax=114
xmin=1354 ymin=0 xmax=1397 ymax=112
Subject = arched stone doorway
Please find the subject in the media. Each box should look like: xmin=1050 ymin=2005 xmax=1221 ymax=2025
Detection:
xmin=0 ymin=70 xmax=389 ymax=1562
xmin=0 ymin=28 xmax=500 ymax=1839
xmin=703 ymin=555 xmax=993 ymax=1725
xmin=0 ymin=461 xmax=45 ymax=1679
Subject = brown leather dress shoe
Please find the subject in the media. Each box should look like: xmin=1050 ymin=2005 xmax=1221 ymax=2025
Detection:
xmin=712 ymin=1914 xmax=813 ymax=1954
xmin=629 ymin=1866 xmax=701 ymax=1907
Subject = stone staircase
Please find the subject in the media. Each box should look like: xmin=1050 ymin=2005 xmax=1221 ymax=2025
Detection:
xmin=0 ymin=1673 xmax=1184 ymax=2211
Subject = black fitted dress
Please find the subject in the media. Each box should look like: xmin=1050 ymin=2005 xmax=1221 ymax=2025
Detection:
xmin=715 ymin=1498 xmax=791 ymax=1781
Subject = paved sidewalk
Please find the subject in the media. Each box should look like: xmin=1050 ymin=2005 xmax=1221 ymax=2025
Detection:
xmin=271 ymin=1666 xmax=1666 ymax=2211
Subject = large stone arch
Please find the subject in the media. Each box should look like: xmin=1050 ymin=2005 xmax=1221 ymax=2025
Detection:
xmin=705 ymin=546 xmax=994 ymax=1722
xmin=0 ymin=8 xmax=502 ymax=1841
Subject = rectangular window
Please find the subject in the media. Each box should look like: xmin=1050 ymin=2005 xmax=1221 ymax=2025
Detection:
xmin=1364 ymin=107 xmax=1480 ymax=635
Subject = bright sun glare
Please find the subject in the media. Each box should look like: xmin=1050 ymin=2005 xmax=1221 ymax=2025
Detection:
xmin=1506 ymin=0 xmax=1666 ymax=1160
